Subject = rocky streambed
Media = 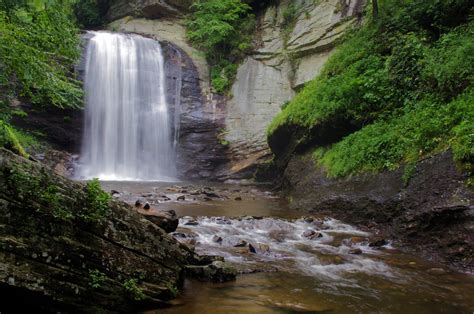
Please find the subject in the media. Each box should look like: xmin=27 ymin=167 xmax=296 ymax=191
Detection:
xmin=102 ymin=181 xmax=474 ymax=313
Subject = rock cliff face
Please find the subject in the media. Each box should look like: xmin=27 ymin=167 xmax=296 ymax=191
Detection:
xmin=0 ymin=148 xmax=226 ymax=312
xmin=223 ymin=0 xmax=365 ymax=179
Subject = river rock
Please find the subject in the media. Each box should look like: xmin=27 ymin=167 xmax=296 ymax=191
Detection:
xmin=258 ymin=243 xmax=270 ymax=253
xmin=234 ymin=240 xmax=248 ymax=247
xmin=235 ymin=196 xmax=242 ymax=201
xmin=349 ymin=248 xmax=363 ymax=255
xmin=177 ymin=195 xmax=186 ymax=201
xmin=213 ymin=217 xmax=232 ymax=225
xmin=139 ymin=209 xmax=179 ymax=233
xmin=303 ymin=230 xmax=323 ymax=239
xmin=172 ymin=232 xmax=187 ymax=239
xmin=184 ymin=218 xmax=199 ymax=226
xmin=269 ymin=230 xmax=287 ymax=242
xmin=143 ymin=202 xmax=151 ymax=210
xmin=185 ymin=261 xmax=237 ymax=282
xmin=369 ymin=238 xmax=388 ymax=248
xmin=160 ymin=195 xmax=171 ymax=201
xmin=248 ymin=243 xmax=257 ymax=253
xmin=204 ymin=191 xmax=220 ymax=198
xmin=212 ymin=235 xmax=223 ymax=243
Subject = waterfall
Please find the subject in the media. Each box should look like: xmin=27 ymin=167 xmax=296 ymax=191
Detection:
xmin=79 ymin=31 xmax=176 ymax=181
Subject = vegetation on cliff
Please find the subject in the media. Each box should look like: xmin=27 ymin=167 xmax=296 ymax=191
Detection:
xmin=268 ymin=0 xmax=473 ymax=181
xmin=186 ymin=0 xmax=255 ymax=94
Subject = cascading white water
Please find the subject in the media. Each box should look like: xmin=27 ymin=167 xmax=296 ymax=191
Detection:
xmin=79 ymin=32 xmax=176 ymax=181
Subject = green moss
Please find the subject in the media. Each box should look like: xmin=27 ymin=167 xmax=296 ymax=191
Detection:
xmin=402 ymin=163 xmax=417 ymax=187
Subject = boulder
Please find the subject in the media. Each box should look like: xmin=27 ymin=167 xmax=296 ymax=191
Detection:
xmin=369 ymin=238 xmax=388 ymax=248
xmin=139 ymin=208 xmax=179 ymax=233
xmin=302 ymin=230 xmax=323 ymax=240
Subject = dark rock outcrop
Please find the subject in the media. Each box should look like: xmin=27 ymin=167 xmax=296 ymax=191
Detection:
xmin=0 ymin=148 xmax=227 ymax=313
xmin=281 ymin=150 xmax=473 ymax=272
xmin=106 ymin=0 xmax=192 ymax=21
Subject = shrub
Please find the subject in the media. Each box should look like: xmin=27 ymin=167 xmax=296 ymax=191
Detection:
xmin=79 ymin=178 xmax=111 ymax=222
xmin=89 ymin=269 xmax=107 ymax=289
xmin=123 ymin=278 xmax=145 ymax=301
xmin=186 ymin=0 xmax=254 ymax=93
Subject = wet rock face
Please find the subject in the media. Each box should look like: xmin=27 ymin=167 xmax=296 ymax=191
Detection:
xmin=282 ymin=150 xmax=474 ymax=272
xmin=0 ymin=148 xmax=223 ymax=312
xmin=162 ymin=43 xmax=229 ymax=180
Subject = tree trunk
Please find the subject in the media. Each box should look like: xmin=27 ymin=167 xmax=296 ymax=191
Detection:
xmin=372 ymin=0 xmax=379 ymax=19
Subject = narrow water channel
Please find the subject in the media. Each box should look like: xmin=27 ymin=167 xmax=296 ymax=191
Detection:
xmin=101 ymin=182 xmax=474 ymax=314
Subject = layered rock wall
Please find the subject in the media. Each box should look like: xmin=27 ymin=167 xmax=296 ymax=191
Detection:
xmin=224 ymin=0 xmax=365 ymax=179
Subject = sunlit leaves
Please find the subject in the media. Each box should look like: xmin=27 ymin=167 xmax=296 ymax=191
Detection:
xmin=0 ymin=1 xmax=83 ymax=109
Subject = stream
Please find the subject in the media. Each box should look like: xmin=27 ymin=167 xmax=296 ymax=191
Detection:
xmin=101 ymin=181 xmax=474 ymax=314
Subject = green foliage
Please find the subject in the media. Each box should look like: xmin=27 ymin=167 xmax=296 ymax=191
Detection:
xmin=210 ymin=61 xmax=238 ymax=94
xmin=269 ymin=0 xmax=473 ymax=179
xmin=123 ymin=278 xmax=146 ymax=301
xmin=4 ymin=165 xmax=111 ymax=222
xmin=89 ymin=269 xmax=107 ymax=289
xmin=281 ymin=3 xmax=299 ymax=28
xmin=40 ymin=184 xmax=74 ymax=220
xmin=80 ymin=178 xmax=111 ymax=222
xmin=0 ymin=0 xmax=83 ymax=109
xmin=186 ymin=0 xmax=254 ymax=93
xmin=315 ymin=90 xmax=474 ymax=178
xmin=73 ymin=0 xmax=103 ymax=29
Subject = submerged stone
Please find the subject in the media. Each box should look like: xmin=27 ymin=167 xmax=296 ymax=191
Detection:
xmin=185 ymin=261 xmax=237 ymax=283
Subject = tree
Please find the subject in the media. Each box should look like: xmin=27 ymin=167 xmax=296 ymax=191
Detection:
xmin=372 ymin=0 xmax=379 ymax=19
